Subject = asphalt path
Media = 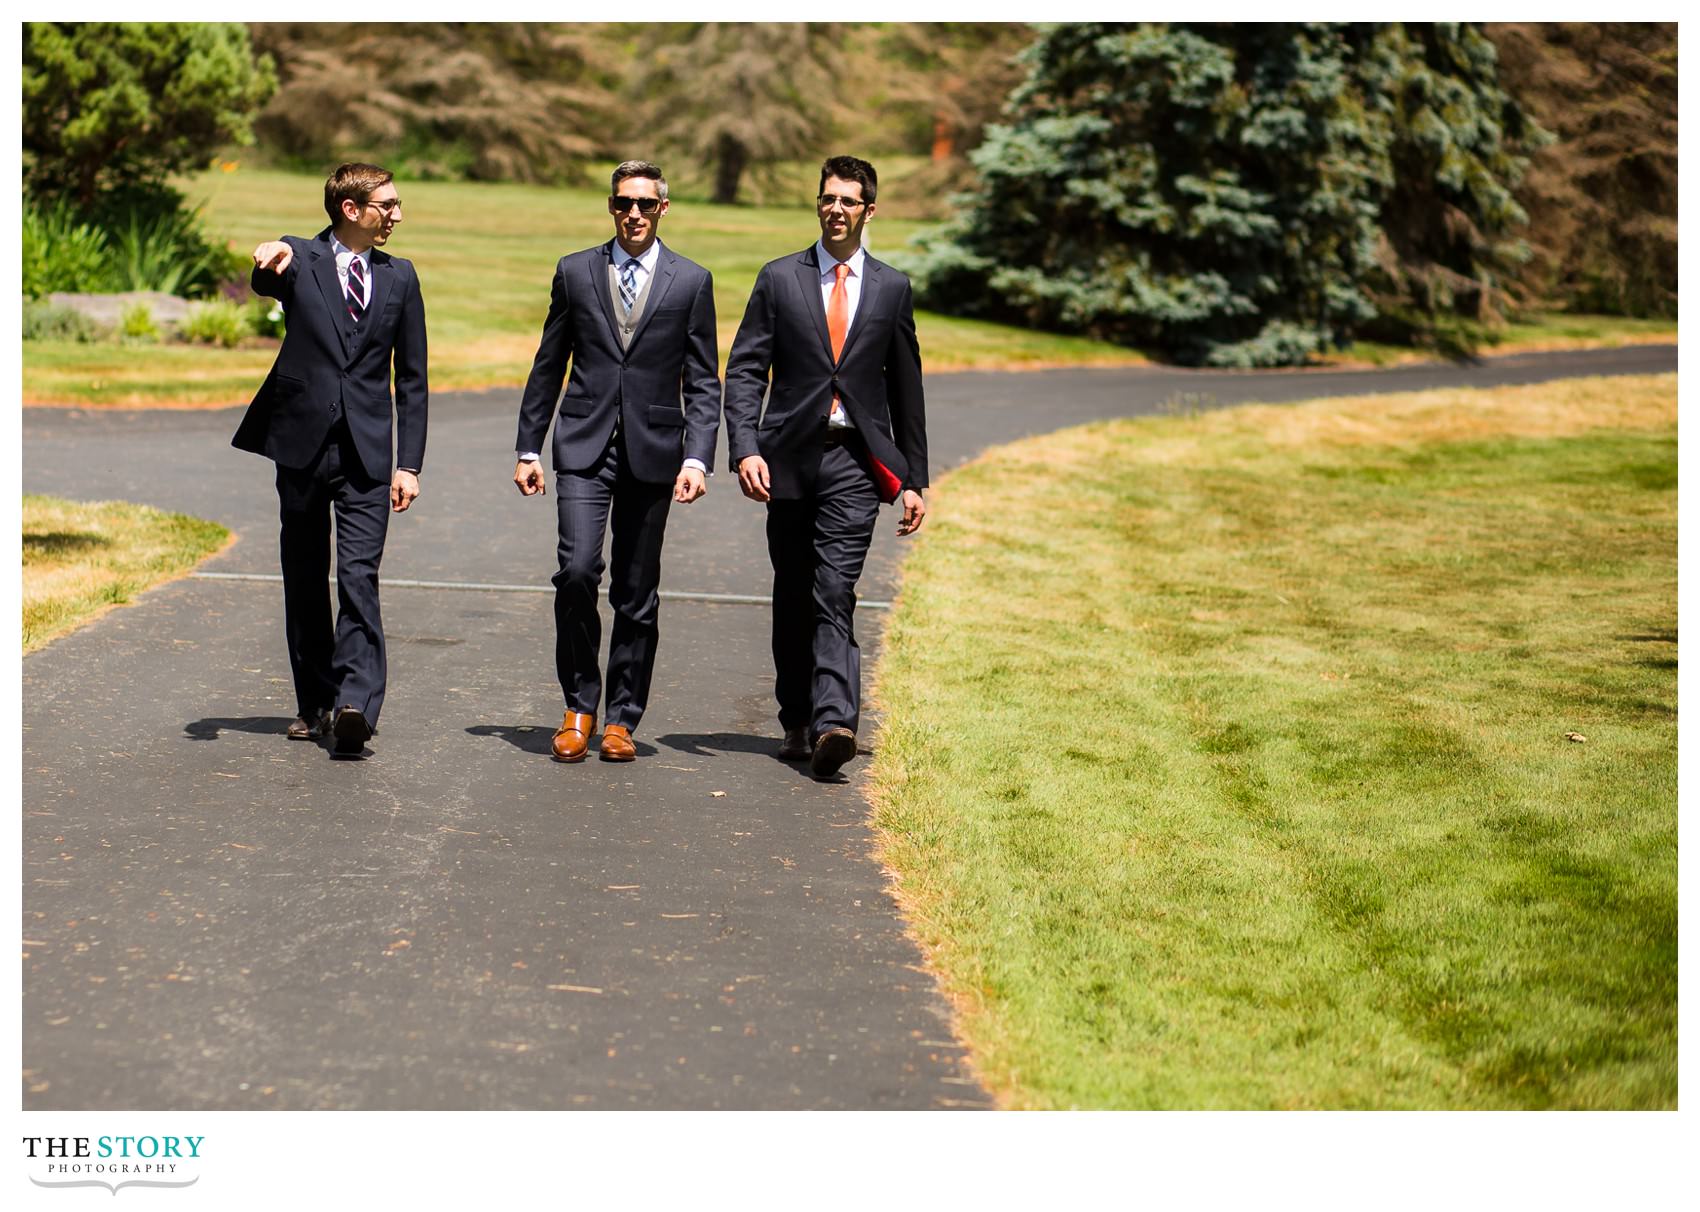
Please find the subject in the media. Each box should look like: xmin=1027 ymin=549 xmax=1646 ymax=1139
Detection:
xmin=21 ymin=343 xmax=1674 ymax=1109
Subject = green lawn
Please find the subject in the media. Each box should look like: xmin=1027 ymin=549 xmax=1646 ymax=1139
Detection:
xmin=22 ymin=166 xmax=1145 ymax=406
xmin=868 ymin=374 xmax=1676 ymax=1108
xmin=1342 ymin=313 xmax=1677 ymax=367
xmin=22 ymin=495 xmax=231 ymax=652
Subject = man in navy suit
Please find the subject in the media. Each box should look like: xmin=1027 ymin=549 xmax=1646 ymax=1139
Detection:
xmin=513 ymin=160 xmax=720 ymax=763
xmin=724 ymin=155 xmax=929 ymax=780
xmin=233 ymin=162 xmax=428 ymax=758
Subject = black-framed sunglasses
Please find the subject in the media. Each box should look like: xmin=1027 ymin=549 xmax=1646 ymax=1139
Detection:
xmin=817 ymin=193 xmax=867 ymax=211
xmin=609 ymin=196 xmax=663 ymax=215
xmin=363 ymin=198 xmax=402 ymax=215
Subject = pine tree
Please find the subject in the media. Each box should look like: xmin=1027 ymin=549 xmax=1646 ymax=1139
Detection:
xmin=250 ymin=23 xmax=621 ymax=183
xmin=632 ymin=23 xmax=843 ymax=205
xmin=908 ymin=22 xmax=1541 ymax=366
xmin=23 ymin=22 xmax=276 ymax=209
xmin=1486 ymin=22 xmax=1676 ymax=318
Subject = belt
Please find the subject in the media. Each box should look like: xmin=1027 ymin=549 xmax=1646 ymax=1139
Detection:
xmin=822 ymin=426 xmax=859 ymax=449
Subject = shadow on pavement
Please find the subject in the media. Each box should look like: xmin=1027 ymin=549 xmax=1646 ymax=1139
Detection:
xmin=654 ymin=731 xmax=783 ymax=758
xmin=183 ymin=716 xmax=294 ymax=740
xmin=466 ymin=723 xmax=559 ymax=756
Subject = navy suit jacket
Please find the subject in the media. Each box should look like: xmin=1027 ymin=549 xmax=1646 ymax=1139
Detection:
xmin=514 ymin=240 xmax=720 ymax=484
xmin=233 ymin=228 xmax=428 ymax=480
xmin=723 ymin=245 xmax=928 ymax=501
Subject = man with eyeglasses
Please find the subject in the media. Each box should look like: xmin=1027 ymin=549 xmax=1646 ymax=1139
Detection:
xmin=233 ymin=162 xmax=428 ymax=758
xmin=513 ymin=160 xmax=720 ymax=764
xmin=724 ymin=155 xmax=929 ymax=780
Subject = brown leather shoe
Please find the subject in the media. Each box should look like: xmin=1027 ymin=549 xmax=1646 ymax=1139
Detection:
xmin=810 ymin=727 xmax=857 ymax=779
xmin=777 ymin=726 xmax=812 ymax=760
xmin=551 ymin=711 xmax=595 ymax=763
xmin=287 ymin=709 xmax=331 ymax=741
xmin=599 ymin=723 xmax=636 ymax=762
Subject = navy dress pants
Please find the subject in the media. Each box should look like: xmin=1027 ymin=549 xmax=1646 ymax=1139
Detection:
xmin=765 ymin=438 xmax=881 ymax=737
xmin=552 ymin=431 xmax=673 ymax=730
xmin=275 ymin=418 xmax=391 ymax=724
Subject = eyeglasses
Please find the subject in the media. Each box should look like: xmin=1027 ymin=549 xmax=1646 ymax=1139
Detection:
xmin=609 ymin=196 xmax=663 ymax=215
xmin=363 ymin=198 xmax=402 ymax=216
xmin=817 ymin=193 xmax=867 ymax=211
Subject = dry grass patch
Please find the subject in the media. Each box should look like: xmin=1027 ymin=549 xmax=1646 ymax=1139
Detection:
xmin=23 ymin=495 xmax=231 ymax=652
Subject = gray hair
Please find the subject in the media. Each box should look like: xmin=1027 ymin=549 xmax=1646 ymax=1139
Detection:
xmin=611 ymin=160 xmax=668 ymax=202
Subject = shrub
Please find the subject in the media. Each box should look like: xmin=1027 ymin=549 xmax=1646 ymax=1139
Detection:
xmin=179 ymin=300 xmax=247 ymax=348
xmin=101 ymin=193 xmax=249 ymax=298
xmin=119 ymin=302 xmax=160 ymax=343
xmin=22 ymin=202 xmax=116 ymax=296
xmin=245 ymin=295 xmax=286 ymax=339
xmin=23 ymin=299 xmax=104 ymax=343
xmin=24 ymin=194 xmax=248 ymax=300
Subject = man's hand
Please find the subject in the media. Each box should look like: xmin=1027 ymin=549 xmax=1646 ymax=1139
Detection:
xmin=253 ymin=241 xmax=293 ymax=274
xmin=674 ymin=466 xmax=706 ymax=504
xmin=737 ymin=455 xmax=772 ymax=503
xmin=897 ymin=488 xmax=927 ymax=536
xmin=391 ymin=470 xmax=420 ymax=512
xmin=515 ymin=459 xmax=547 ymax=496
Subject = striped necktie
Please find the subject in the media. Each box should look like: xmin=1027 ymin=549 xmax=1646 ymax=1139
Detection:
xmin=346 ymin=257 xmax=368 ymax=323
xmin=619 ymin=257 xmax=638 ymax=313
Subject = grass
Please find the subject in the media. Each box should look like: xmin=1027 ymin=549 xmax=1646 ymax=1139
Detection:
xmin=22 ymin=165 xmax=1147 ymax=407
xmin=22 ymin=495 xmax=232 ymax=652
xmin=867 ymin=374 xmax=1676 ymax=1108
xmin=1338 ymin=312 xmax=1676 ymax=367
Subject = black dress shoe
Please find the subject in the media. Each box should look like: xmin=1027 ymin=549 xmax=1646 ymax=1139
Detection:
xmin=332 ymin=706 xmax=372 ymax=757
xmin=288 ymin=710 xmax=331 ymax=741
xmin=810 ymin=727 xmax=857 ymax=779
xmin=778 ymin=726 xmax=812 ymax=760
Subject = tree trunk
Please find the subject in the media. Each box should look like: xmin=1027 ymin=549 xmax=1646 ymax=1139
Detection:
xmin=713 ymin=134 xmax=747 ymax=205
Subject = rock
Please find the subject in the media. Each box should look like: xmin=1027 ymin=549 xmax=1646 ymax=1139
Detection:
xmin=45 ymin=292 xmax=196 ymax=328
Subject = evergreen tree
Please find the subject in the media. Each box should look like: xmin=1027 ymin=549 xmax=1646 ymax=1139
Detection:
xmin=633 ymin=23 xmax=842 ymax=205
xmin=909 ymin=23 xmax=1540 ymax=366
xmin=250 ymin=23 xmax=621 ymax=183
xmin=23 ymin=22 xmax=276 ymax=209
xmin=1486 ymin=22 xmax=1676 ymax=318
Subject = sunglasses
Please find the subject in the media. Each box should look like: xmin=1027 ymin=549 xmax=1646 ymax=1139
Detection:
xmin=609 ymin=196 xmax=663 ymax=215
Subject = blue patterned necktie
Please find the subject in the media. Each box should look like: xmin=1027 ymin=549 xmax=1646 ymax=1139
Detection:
xmin=619 ymin=257 xmax=638 ymax=314
xmin=346 ymin=257 xmax=368 ymax=323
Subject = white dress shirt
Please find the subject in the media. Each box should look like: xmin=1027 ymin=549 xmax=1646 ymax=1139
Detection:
xmin=330 ymin=234 xmax=371 ymax=308
xmin=815 ymin=240 xmax=866 ymax=429
xmin=519 ymin=239 xmax=705 ymax=475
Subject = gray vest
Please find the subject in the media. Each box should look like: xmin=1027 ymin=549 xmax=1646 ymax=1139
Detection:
xmin=608 ymin=258 xmax=658 ymax=349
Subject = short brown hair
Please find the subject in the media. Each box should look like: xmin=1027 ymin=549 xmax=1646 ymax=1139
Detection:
xmin=324 ymin=162 xmax=394 ymax=225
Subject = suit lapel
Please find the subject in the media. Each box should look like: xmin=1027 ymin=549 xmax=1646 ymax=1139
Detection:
xmin=835 ymin=254 xmax=884 ymax=365
xmin=347 ymin=250 xmax=393 ymax=363
xmin=591 ymin=240 xmax=622 ymax=347
xmin=792 ymin=247 xmax=834 ymax=361
xmin=308 ymin=234 xmax=351 ymax=361
xmin=626 ymin=243 xmax=678 ymax=352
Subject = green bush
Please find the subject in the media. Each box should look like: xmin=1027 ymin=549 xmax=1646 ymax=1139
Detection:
xmin=23 ymin=299 xmax=104 ymax=343
xmin=245 ymin=294 xmax=286 ymax=339
xmin=178 ymin=300 xmax=247 ymax=348
xmin=119 ymin=302 xmax=160 ymax=343
xmin=108 ymin=203 xmax=245 ymax=298
xmin=23 ymin=202 xmax=116 ymax=296
xmin=24 ymin=193 xmax=247 ymax=300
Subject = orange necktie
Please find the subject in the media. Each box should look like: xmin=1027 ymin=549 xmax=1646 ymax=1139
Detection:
xmin=827 ymin=262 xmax=849 ymax=419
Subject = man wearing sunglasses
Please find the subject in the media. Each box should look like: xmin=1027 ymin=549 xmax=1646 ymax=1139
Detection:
xmin=724 ymin=155 xmax=929 ymax=780
xmin=513 ymin=160 xmax=720 ymax=764
xmin=233 ymin=162 xmax=428 ymax=759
